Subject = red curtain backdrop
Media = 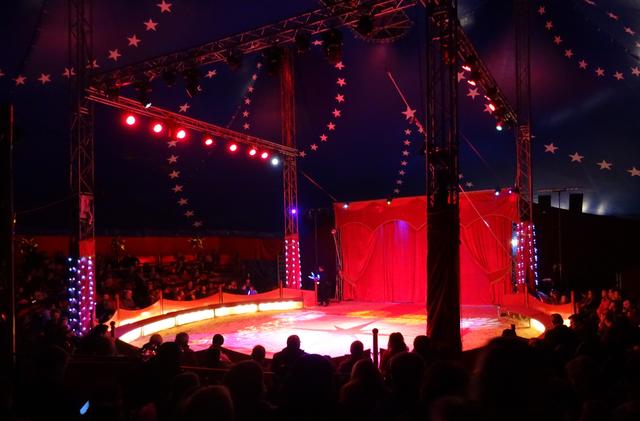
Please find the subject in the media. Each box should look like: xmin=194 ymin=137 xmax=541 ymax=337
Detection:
xmin=334 ymin=191 xmax=518 ymax=305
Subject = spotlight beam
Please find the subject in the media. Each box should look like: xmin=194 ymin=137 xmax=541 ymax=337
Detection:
xmin=86 ymin=87 xmax=298 ymax=157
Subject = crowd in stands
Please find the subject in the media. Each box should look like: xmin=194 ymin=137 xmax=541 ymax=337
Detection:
xmin=4 ymin=287 xmax=639 ymax=420
xmin=12 ymin=251 xmax=264 ymax=354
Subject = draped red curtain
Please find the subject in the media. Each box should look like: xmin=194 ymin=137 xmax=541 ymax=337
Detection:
xmin=335 ymin=191 xmax=517 ymax=304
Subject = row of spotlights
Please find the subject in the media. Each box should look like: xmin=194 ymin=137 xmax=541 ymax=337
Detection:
xmin=123 ymin=113 xmax=280 ymax=166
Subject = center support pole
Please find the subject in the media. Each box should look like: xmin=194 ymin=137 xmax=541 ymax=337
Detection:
xmin=281 ymin=49 xmax=301 ymax=288
xmin=425 ymin=0 xmax=462 ymax=352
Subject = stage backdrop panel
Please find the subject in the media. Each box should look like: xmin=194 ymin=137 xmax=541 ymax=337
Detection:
xmin=334 ymin=191 xmax=517 ymax=305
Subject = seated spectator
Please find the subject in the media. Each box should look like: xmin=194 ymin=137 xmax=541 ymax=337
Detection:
xmin=120 ymin=289 xmax=136 ymax=309
xmin=251 ymin=345 xmax=269 ymax=369
xmin=379 ymin=332 xmax=408 ymax=378
xmin=340 ymin=359 xmax=389 ymax=418
xmin=412 ymin=335 xmax=433 ymax=365
xmin=141 ymin=334 xmax=163 ymax=360
xmin=544 ymin=313 xmax=577 ymax=352
xmin=181 ymin=385 xmax=234 ymax=421
xmin=337 ymin=340 xmax=367 ymax=381
xmin=175 ymin=332 xmax=198 ymax=366
xmin=225 ymin=361 xmax=274 ymax=421
xmin=271 ymin=335 xmax=305 ymax=383
xmin=208 ymin=333 xmax=232 ymax=364
xmin=78 ymin=324 xmax=116 ymax=356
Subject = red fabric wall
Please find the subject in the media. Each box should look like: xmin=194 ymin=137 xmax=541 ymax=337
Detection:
xmin=334 ymin=191 xmax=518 ymax=305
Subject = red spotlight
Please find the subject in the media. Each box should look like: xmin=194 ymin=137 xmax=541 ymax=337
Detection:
xmin=125 ymin=114 xmax=136 ymax=126
xmin=204 ymin=137 xmax=214 ymax=146
xmin=467 ymin=79 xmax=476 ymax=86
xmin=249 ymin=148 xmax=257 ymax=156
xmin=228 ymin=143 xmax=238 ymax=152
xmin=461 ymin=64 xmax=471 ymax=72
xmin=260 ymin=151 xmax=269 ymax=160
xmin=176 ymin=129 xmax=187 ymax=140
xmin=152 ymin=123 xmax=164 ymax=134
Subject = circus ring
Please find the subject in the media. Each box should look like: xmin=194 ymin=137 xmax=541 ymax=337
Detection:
xmin=109 ymin=288 xmax=574 ymax=358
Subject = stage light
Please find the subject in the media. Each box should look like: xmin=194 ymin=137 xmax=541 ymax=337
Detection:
xmin=386 ymin=198 xmax=392 ymax=205
xmin=260 ymin=151 xmax=269 ymax=160
xmin=294 ymin=31 xmax=310 ymax=54
xmin=462 ymin=55 xmax=476 ymax=72
xmin=343 ymin=202 xmax=350 ymax=209
xmin=467 ymin=70 xmax=480 ymax=86
xmin=508 ymin=187 xmax=513 ymax=194
xmin=204 ymin=136 xmax=214 ymax=147
xmin=152 ymin=123 xmax=164 ymax=133
xmin=290 ymin=208 xmax=297 ymax=215
xmin=496 ymin=121 xmax=504 ymax=131
xmin=125 ymin=114 xmax=136 ymax=126
xmin=322 ymin=29 xmax=343 ymax=64
xmin=511 ymin=237 xmax=518 ymax=248
xmin=228 ymin=143 xmax=238 ymax=152
xmin=270 ymin=157 xmax=280 ymax=166
xmin=176 ymin=129 xmax=187 ymax=140
xmin=488 ymin=103 xmax=496 ymax=112
xmin=494 ymin=188 xmax=500 ymax=196
xmin=249 ymin=147 xmax=257 ymax=156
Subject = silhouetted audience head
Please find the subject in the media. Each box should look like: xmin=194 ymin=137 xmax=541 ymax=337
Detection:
xmin=182 ymin=385 xmax=234 ymax=421
xmin=285 ymin=354 xmax=335 ymax=415
xmin=387 ymin=332 xmax=408 ymax=353
xmin=251 ymin=345 xmax=266 ymax=361
xmin=175 ymin=332 xmax=190 ymax=348
xmin=149 ymin=333 xmax=163 ymax=345
xmin=286 ymin=334 xmax=301 ymax=350
xmin=551 ymin=313 xmax=564 ymax=327
xmin=225 ymin=360 xmax=265 ymax=404
xmin=349 ymin=340 xmax=364 ymax=358
xmin=212 ymin=333 xmax=224 ymax=347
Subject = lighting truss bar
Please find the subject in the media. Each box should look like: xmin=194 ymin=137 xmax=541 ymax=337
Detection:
xmin=456 ymin=26 xmax=517 ymax=125
xmin=92 ymin=0 xmax=418 ymax=87
xmin=85 ymin=87 xmax=298 ymax=157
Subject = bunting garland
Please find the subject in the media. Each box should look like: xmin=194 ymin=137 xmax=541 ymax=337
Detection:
xmin=536 ymin=3 xmax=640 ymax=81
xmin=3 ymin=1 xmax=177 ymax=86
xmin=542 ymin=141 xmax=639 ymax=177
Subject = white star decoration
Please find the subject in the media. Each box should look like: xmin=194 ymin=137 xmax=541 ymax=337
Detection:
xmin=336 ymin=78 xmax=346 ymax=87
xmin=37 ymin=73 xmax=51 ymax=84
xmin=578 ymin=60 xmax=588 ymax=69
xmin=335 ymin=62 xmax=345 ymax=70
xmin=299 ymin=151 xmax=306 ymax=157
xmin=632 ymin=67 xmax=640 ymax=77
xmin=607 ymin=12 xmax=619 ymax=21
xmin=127 ymin=34 xmax=141 ymax=47
xmin=205 ymin=69 xmax=217 ymax=78
xmin=63 ymin=67 xmax=76 ymax=78
xmin=537 ymin=6 xmax=545 ymax=15
xmin=403 ymin=140 xmax=411 ymax=146
xmin=327 ymin=122 xmax=336 ymax=131
xmin=399 ymin=170 xmax=405 ymax=175
xmin=157 ymin=1 xmax=172 ymax=13
xmin=108 ymin=49 xmax=121 ymax=61
xmin=167 ymin=155 xmax=178 ymax=164
xmin=595 ymin=67 xmax=605 ymax=77
xmin=553 ymin=36 xmax=562 ymax=45
xmin=243 ymin=123 xmax=250 ymax=130
xmin=332 ymin=109 xmax=341 ymax=118
xmin=613 ymin=71 xmax=624 ymax=81
xmin=179 ymin=103 xmax=190 ymax=113
xmin=335 ymin=94 xmax=345 ymax=103
xmin=312 ymin=40 xmax=323 ymax=46
xmin=569 ymin=152 xmax=584 ymax=163
xmin=394 ymin=188 xmax=400 ymax=194
xmin=242 ymin=110 xmax=249 ymax=118
xmin=627 ymin=167 xmax=640 ymax=177
xmin=184 ymin=211 xmax=194 ymax=218
xmin=167 ymin=141 xmax=178 ymax=148
xmin=597 ymin=160 xmax=612 ymax=170
xmin=320 ymin=134 xmax=328 ymax=142
xmin=402 ymin=150 xmax=409 ymax=156
xmin=624 ymin=27 xmax=636 ymax=36
xmin=467 ymin=88 xmax=479 ymax=99
xmin=404 ymin=129 xmax=412 ymax=135
xmin=169 ymin=170 xmax=180 ymax=179
xmin=545 ymin=21 xmax=553 ymax=30
xmin=13 ymin=75 xmax=26 ymax=85
xmin=193 ymin=221 xmax=203 ymax=228
xmin=564 ymin=49 xmax=574 ymax=59
xmin=465 ymin=181 xmax=474 ymax=188
xmin=483 ymin=104 xmax=494 ymax=114
xmin=544 ymin=143 xmax=559 ymax=154
xmin=244 ymin=98 xmax=252 ymax=105
xmin=178 ymin=198 xmax=188 ymax=206
xmin=310 ymin=144 xmax=318 ymax=151
xmin=400 ymin=160 xmax=408 ymax=166
xmin=396 ymin=180 xmax=403 ymax=185
xmin=172 ymin=185 xmax=183 ymax=193
xmin=457 ymin=71 xmax=465 ymax=82
xmin=402 ymin=106 xmax=416 ymax=120
xmin=144 ymin=19 xmax=158 ymax=31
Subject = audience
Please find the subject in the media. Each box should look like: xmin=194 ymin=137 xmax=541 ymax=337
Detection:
xmin=7 ymin=250 xmax=640 ymax=421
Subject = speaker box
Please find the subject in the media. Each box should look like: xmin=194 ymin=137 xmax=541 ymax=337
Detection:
xmin=538 ymin=195 xmax=551 ymax=210
xmin=569 ymin=193 xmax=583 ymax=213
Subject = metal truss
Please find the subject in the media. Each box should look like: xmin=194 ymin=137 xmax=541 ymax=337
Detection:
xmin=85 ymin=87 xmax=298 ymax=156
